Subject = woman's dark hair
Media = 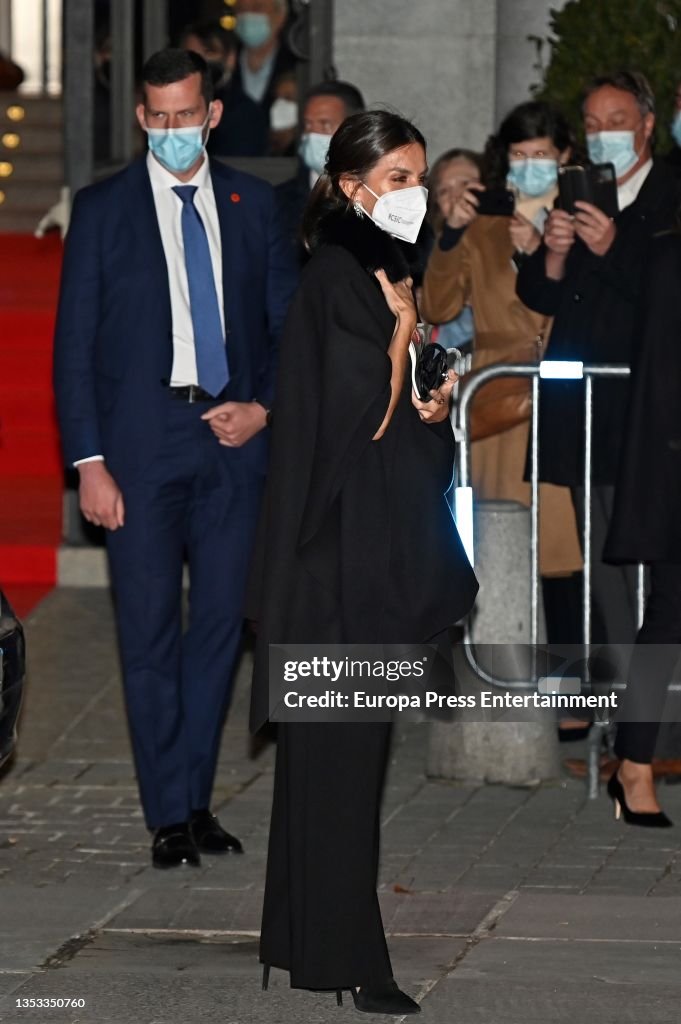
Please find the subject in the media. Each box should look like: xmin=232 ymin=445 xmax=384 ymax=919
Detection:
xmin=426 ymin=148 xmax=483 ymax=230
xmin=301 ymin=109 xmax=426 ymax=251
xmin=482 ymin=101 xmax=573 ymax=188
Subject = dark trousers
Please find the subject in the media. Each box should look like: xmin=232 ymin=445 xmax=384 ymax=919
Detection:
xmin=106 ymin=396 xmax=262 ymax=828
xmin=261 ymin=722 xmax=393 ymax=990
xmin=615 ymin=563 xmax=681 ymax=764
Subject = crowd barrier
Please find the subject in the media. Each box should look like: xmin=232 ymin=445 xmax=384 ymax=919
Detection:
xmin=448 ymin=359 xmax=679 ymax=798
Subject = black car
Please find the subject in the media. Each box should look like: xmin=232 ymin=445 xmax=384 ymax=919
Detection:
xmin=0 ymin=589 xmax=25 ymax=768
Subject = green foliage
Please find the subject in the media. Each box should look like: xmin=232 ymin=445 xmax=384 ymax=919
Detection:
xmin=531 ymin=0 xmax=681 ymax=151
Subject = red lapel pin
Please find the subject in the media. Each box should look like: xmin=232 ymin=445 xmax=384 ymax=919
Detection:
xmin=230 ymin=192 xmax=241 ymax=203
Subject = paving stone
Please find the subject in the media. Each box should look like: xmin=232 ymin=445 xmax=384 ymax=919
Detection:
xmin=495 ymin=892 xmax=681 ymax=941
xmin=0 ymin=886 xmax=143 ymax=971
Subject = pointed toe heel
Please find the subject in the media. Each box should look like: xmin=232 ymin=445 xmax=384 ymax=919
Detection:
xmin=607 ymin=771 xmax=673 ymax=828
xmin=350 ymin=979 xmax=421 ymax=1015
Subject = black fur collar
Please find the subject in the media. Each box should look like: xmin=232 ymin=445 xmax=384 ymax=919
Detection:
xmin=311 ymin=205 xmax=428 ymax=284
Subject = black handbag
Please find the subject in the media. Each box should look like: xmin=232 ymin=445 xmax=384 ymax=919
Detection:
xmin=409 ymin=339 xmax=450 ymax=401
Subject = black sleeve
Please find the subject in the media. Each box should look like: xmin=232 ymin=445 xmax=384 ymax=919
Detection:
xmin=515 ymin=242 xmax=565 ymax=317
xmin=439 ymin=224 xmax=466 ymax=252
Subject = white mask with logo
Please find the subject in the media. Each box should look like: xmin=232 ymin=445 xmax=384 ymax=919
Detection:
xmin=359 ymin=183 xmax=428 ymax=244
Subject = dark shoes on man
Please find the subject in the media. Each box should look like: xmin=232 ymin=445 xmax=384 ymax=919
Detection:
xmin=190 ymin=809 xmax=243 ymax=854
xmin=151 ymin=811 xmax=243 ymax=869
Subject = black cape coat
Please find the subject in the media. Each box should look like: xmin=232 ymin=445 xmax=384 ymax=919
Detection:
xmin=516 ymin=159 xmax=681 ymax=487
xmin=605 ymin=231 xmax=681 ymax=564
xmin=248 ymin=207 xmax=478 ymax=731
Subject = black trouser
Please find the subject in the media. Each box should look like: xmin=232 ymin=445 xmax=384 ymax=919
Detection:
xmin=260 ymin=722 xmax=393 ymax=990
xmin=615 ymin=562 xmax=681 ymax=764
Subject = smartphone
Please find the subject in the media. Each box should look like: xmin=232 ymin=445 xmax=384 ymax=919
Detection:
xmin=557 ymin=163 xmax=619 ymax=219
xmin=474 ymin=187 xmax=515 ymax=217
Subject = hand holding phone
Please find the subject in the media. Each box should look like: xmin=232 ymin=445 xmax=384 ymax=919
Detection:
xmin=474 ymin=187 xmax=516 ymax=218
xmin=557 ymin=164 xmax=618 ymax=219
xmin=444 ymin=182 xmax=485 ymax=230
xmin=573 ymin=200 xmax=617 ymax=257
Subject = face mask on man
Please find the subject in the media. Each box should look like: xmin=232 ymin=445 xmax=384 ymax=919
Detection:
xmin=271 ymin=98 xmax=298 ymax=132
xmin=146 ymin=110 xmax=211 ymax=174
xmin=298 ymin=132 xmax=330 ymax=174
xmin=586 ymin=131 xmax=638 ymax=177
xmin=671 ymin=111 xmax=681 ymax=149
xmin=358 ymin=183 xmax=428 ymax=245
xmin=507 ymin=158 xmax=558 ymax=198
xmin=236 ymin=13 xmax=272 ymax=50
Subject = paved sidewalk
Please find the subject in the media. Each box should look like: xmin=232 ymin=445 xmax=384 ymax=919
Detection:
xmin=1 ymin=588 xmax=681 ymax=1024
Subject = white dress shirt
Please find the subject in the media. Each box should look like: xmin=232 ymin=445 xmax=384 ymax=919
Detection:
xmin=147 ymin=150 xmax=225 ymax=387
xmin=617 ymin=158 xmax=652 ymax=212
xmin=74 ymin=151 xmax=225 ymax=466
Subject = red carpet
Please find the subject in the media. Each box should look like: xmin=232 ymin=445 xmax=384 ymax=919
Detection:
xmin=0 ymin=233 xmax=63 ymax=616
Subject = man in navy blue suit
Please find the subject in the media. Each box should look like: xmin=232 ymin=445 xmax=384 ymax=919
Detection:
xmin=54 ymin=49 xmax=296 ymax=868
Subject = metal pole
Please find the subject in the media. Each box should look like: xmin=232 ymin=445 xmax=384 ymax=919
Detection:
xmin=582 ymin=375 xmax=593 ymax=667
xmin=63 ymin=0 xmax=94 ymax=194
xmin=637 ymin=563 xmax=646 ymax=630
xmin=110 ymin=0 xmax=135 ymax=164
xmin=41 ymin=0 xmax=48 ymax=93
xmin=583 ymin=375 xmax=603 ymax=799
xmin=143 ymin=0 xmax=168 ymax=61
xmin=530 ymin=373 xmax=540 ymax=661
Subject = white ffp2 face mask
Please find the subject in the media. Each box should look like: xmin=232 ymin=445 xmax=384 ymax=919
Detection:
xmin=361 ymin=183 xmax=428 ymax=244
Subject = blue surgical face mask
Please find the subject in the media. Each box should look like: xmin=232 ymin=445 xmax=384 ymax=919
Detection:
xmin=671 ymin=111 xmax=681 ymax=149
xmin=236 ymin=12 xmax=272 ymax=49
xmin=146 ymin=110 xmax=210 ymax=173
xmin=507 ymin=158 xmax=558 ymax=197
xmin=298 ymin=131 xmax=330 ymax=174
xmin=586 ymin=131 xmax=638 ymax=177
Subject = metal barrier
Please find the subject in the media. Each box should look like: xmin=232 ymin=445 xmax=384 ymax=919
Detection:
xmin=451 ymin=360 xmax=654 ymax=798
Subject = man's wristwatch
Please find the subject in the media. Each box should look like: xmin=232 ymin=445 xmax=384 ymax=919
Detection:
xmin=253 ymin=398 xmax=272 ymax=427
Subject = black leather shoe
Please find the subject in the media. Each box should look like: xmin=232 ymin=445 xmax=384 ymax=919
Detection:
xmin=350 ymin=979 xmax=421 ymax=1015
xmin=151 ymin=823 xmax=201 ymax=869
xmin=190 ymin=809 xmax=243 ymax=854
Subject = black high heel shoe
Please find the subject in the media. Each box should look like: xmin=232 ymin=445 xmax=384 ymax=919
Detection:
xmin=338 ymin=979 xmax=420 ymax=1015
xmin=607 ymin=771 xmax=673 ymax=828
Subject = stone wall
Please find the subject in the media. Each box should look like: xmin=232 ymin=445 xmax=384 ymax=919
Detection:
xmin=334 ymin=0 xmax=562 ymax=161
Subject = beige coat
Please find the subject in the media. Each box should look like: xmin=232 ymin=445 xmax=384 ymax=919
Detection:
xmin=421 ymin=214 xmax=582 ymax=575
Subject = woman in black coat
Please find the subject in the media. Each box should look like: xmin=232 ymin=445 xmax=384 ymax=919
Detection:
xmin=248 ymin=111 xmax=478 ymax=1012
xmin=604 ymin=228 xmax=681 ymax=827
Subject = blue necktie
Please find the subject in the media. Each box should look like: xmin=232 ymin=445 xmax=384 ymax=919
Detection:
xmin=172 ymin=185 xmax=229 ymax=396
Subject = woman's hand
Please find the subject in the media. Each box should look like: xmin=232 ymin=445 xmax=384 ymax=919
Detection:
xmin=374 ymin=269 xmax=417 ymax=328
xmin=444 ymin=183 xmax=483 ymax=230
xmin=509 ymin=211 xmax=541 ymax=255
xmin=412 ymin=370 xmax=457 ymax=423
xmin=544 ymin=208 xmax=575 ymax=257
